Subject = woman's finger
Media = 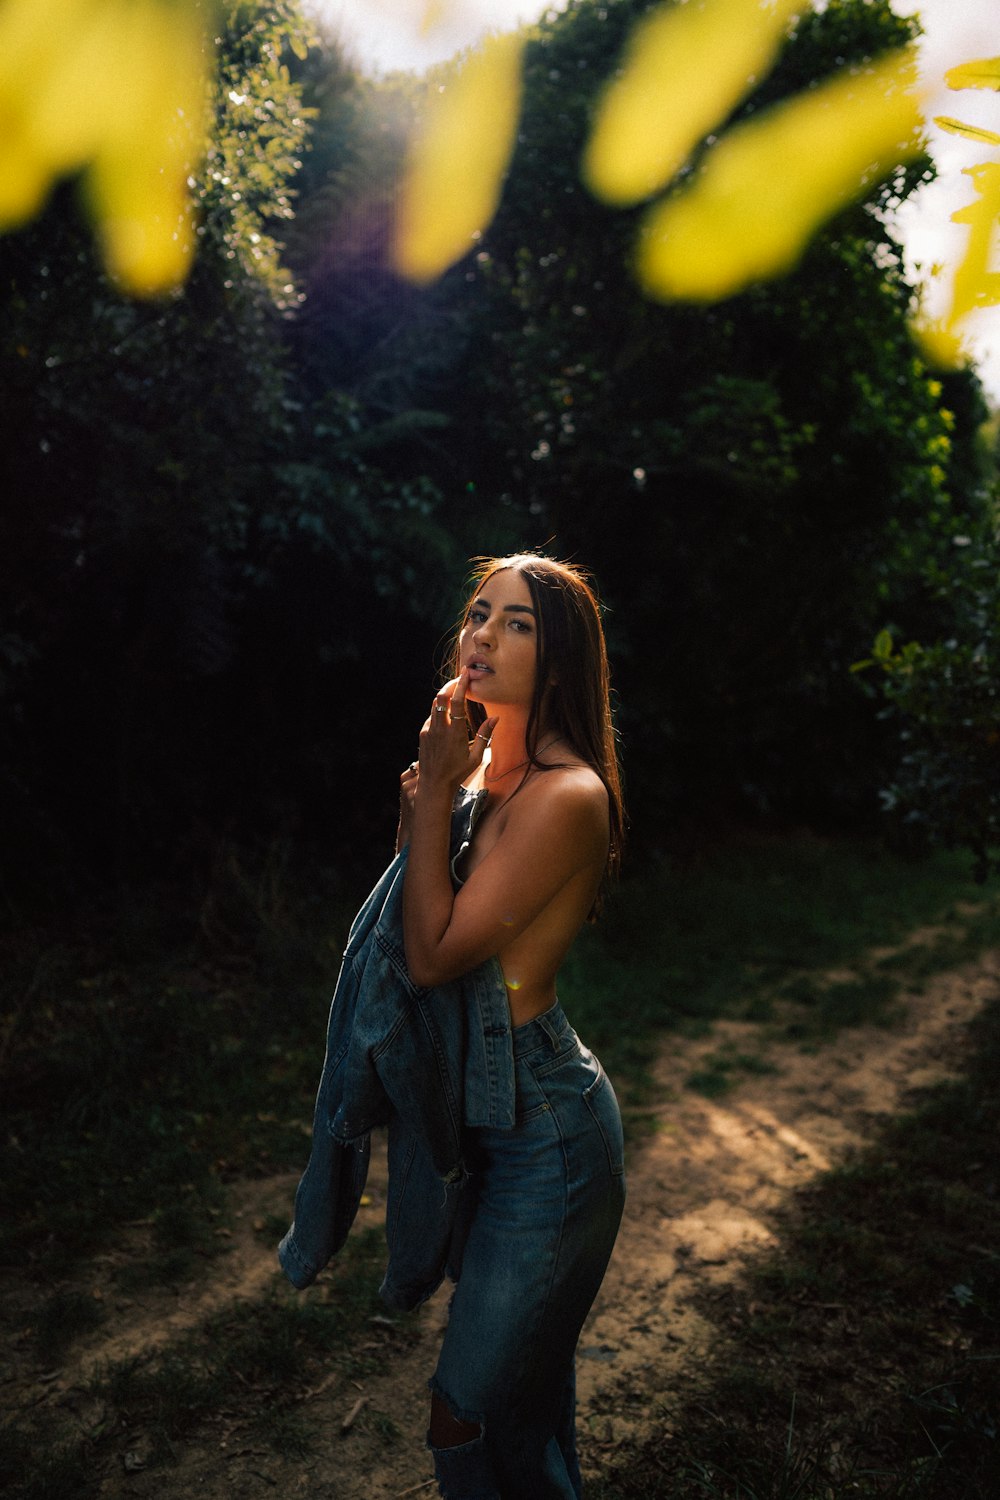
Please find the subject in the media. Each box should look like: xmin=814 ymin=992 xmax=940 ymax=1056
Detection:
xmin=469 ymin=716 xmax=499 ymax=765
xmin=450 ymin=667 xmax=470 ymax=719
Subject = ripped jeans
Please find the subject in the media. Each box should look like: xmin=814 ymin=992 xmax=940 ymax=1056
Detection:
xmin=429 ymin=1002 xmax=626 ymax=1499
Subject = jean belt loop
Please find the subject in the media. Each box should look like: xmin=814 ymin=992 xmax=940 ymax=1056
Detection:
xmin=539 ymin=1010 xmax=561 ymax=1050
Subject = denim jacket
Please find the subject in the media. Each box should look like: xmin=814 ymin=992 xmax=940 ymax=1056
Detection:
xmin=278 ymin=787 xmax=515 ymax=1308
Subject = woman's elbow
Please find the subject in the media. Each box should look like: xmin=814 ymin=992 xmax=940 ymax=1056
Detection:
xmin=404 ymin=943 xmax=442 ymax=989
xmin=406 ymin=956 xmax=436 ymax=988
xmin=405 ymin=946 xmax=465 ymax=989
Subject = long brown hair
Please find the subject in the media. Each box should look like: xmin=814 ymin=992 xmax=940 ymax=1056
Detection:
xmin=447 ymin=552 xmax=625 ymax=910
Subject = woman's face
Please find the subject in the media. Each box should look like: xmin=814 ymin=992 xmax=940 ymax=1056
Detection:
xmin=459 ymin=568 xmax=539 ymax=708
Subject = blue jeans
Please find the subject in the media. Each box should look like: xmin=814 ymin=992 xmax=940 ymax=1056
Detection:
xmin=428 ymin=1003 xmax=626 ymax=1499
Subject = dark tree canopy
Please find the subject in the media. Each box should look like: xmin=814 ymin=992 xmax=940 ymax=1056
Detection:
xmin=0 ymin=0 xmax=993 ymax=907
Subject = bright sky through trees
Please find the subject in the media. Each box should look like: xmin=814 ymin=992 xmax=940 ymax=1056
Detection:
xmin=312 ymin=0 xmax=1000 ymax=400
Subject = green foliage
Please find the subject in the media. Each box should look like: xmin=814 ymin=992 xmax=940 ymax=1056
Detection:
xmin=0 ymin=1 xmax=462 ymax=891
xmin=200 ymin=0 xmax=317 ymax=310
xmin=860 ymin=525 xmax=1000 ymax=881
xmin=419 ymin=0 xmax=985 ymax=834
xmin=0 ymin=0 xmax=994 ymax=894
xmin=559 ymin=834 xmax=1000 ymax=1100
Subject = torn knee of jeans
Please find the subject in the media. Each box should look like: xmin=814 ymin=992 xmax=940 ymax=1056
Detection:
xmin=429 ymin=1389 xmax=484 ymax=1449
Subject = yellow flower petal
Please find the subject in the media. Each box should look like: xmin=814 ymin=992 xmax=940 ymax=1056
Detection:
xmin=0 ymin=0 xmax=92 ymax=95
xmin=637 ymin=49 xmax=921 ymax=302
xmin=0 ymin=133 xmax=50 ymax=227
xmin=0 ymin=0 xmax=101 ymax=221
xmin=948 ymin=162 xmax=1000 ymax=322
xmin=27 ymin=0 xmax=123 ymax=173
xmin=912 ymin=321 xmax=969 ymax=371
xmin=419 ymin=0 xmax=452 ymax=36
xmin=583 ymin=0 xmax=801 ymax=207
xmin=394 ymin=32 xmax=524 ymax=284
xmin=933 ymin=115 xmax=1000 ymax=147
xmin=945 ymin=56 xmax=1000 ymax=92
xmin=84 ymin=0 xmax=207 ymax=296
xmin=90 ymin=158 xmax=195 ymax=293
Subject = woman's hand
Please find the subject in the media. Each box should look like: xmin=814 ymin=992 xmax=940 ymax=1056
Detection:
xmin=417 ymin=669 xmax=497 ymax=790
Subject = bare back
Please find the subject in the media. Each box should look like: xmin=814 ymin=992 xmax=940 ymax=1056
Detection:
xmin=458 ymin=757 xmax=609 ymax=1025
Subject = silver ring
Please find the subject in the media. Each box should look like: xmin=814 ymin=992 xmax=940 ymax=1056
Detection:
xmin=409 ymin=761 xmax=418 ymax=771
xmin=434 ymin=704 xmax=446 ymax=713
xmin=474 ymin=733 xmax=488 ymax=742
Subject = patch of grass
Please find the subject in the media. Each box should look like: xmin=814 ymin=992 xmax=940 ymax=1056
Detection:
xmin=14 ymin=1224 xmax=419 ymax=1496
xmin=256 ymin=1404 xmax=314 ymax=1457
xmin=32 ymin=1288 xmax=106 ymax=1367
xmin=562 ymin=837 xmax=1000 ymax=1099
xmin=90 ymin=1225 xmax=399 ymax=1445
xmin=593 ymin=1000 xmax=1000 ymax=1499
xmin=0 ymin=1422 xmax=96 ymax=1500
xmin=785 ymin=973 xmax=903 ymax=1039
xmin=686 ymin=1049 xmax=777 ymax=1098
xmin=0 ymin=905 xmax=348 ymax=1275
xmin=372 ymin=1410 xmax=401 ymax=1443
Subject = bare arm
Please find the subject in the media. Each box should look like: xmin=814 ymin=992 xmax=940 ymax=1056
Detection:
xmin=402 ymin=674 xmax=606 ymax=988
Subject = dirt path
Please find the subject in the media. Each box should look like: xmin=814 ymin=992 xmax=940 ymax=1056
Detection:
xmin=10 ymin=948 xmax=998 ymax=1498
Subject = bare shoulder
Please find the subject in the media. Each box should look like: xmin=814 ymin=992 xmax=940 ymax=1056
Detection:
xmin=509 ymin=761 xmax=609 ymax=843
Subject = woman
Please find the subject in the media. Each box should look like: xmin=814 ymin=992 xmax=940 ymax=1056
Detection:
xmin=399 ymin=552 xmax=626 ymax=1499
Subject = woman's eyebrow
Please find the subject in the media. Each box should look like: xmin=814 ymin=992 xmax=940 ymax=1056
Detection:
xmin=472 ymin=596 xmax=537 ymax=617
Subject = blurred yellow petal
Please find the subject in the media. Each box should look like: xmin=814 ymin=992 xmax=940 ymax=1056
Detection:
xmin=91 ymin=161 xmax=195 ymax=293
xmin=0 ymin=0 xmax=92 ymax=94
xmin=933 ymin=115 xmax=1000 ymax=147
xmin=583 ymin=0 xmax=801 ymax=207
xmin=948 ymin=162 xmax=1000 ymax=321
xmin=0 ymin=133 xmax=50 ymax=227
xmin=637 ymin=49 xmax=921 ymax=302
xmin=912 ymin=321 xmax=971 ymax=371
xmin=27 ymin=1 xmax=123 ymax=173
xmin=84 ymin=0 xmax=208 ymax=295
xmin=394 ymin=32 xmax=524 ymax=284
xmin=945 ymin=56 xmax=1000 ymax=92
xmin=0 ymin=0 xmax=100 ymax=218
xmin=419 ymin=0 xmax=452 ymax=35
xmin=917 ymin=160 xmax=1000 ymax=368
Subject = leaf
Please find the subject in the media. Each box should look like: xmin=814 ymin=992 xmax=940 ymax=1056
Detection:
xmin=583 ymin=0 xmax=801 ymax=207
xmin=0 ymin=0 xmax=210 ymax=293
xmin=945 ymin=161 xmax=1000 ymax=323
xmin=393 ymin=32 xmax=524 ymax=284
xmin=933 ymin=116 xmax=1000 ymax=147
xmin=637 ymin=49 xmax=920 ymax=302
xmin=945 ymin=56 xmax=1000 ymax=92
xmin=84 ymin=0 xmax=209 ymax=296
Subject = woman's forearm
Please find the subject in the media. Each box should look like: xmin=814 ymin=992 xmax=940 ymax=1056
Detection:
xmin=402 ymin=781 xmax=459 ymax=986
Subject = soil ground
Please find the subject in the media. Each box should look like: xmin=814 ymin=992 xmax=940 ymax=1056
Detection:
xmin=5 ymin=943 xmax=998 ymax=1498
